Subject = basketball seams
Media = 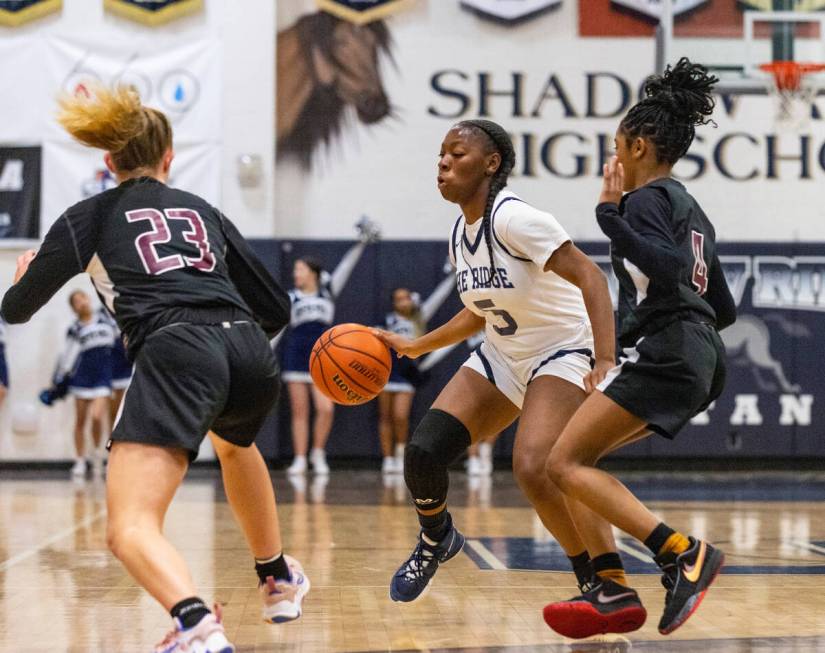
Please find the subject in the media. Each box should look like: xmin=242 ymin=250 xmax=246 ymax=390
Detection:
xmin=310 ymin=323 xmax=391 ymax=404
xmin=327 ymin=325 xmax=391 ymax=372
xmin=322 ymin=344 xmax=383 ymax=396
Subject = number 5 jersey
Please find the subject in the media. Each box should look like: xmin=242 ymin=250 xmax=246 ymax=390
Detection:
xmin=0 ymin=177 xmax=290 ymax=357
xmin=448 ymin=189 xmax=593 ymax=362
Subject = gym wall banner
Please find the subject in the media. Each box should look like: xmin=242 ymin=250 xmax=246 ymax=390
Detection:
xmin=103 ymin=0 xmax=203 ymax=25
xmin=0 ymin=0 xmax=60 ymax=26
xmin=460 ymin=0 xmax=562 ymax=25
xmin=0 ymin=146 xmax=40 ymax=242
xmin=316 ymin=0 xmax=412 ymax=25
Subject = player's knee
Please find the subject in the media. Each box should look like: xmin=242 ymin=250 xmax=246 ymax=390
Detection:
xmin=106 ymin=519 xmax=136 ymax=559
xmin=404 ymin=409 xmax=471 ymax=509
xmin=545 ymin=446 xmax=574 ymax=491
xmin=513 ymin=448 xmax=561 ymax=497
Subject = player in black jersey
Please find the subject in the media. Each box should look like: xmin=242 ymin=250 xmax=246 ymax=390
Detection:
xmin=544 ymin=59 xmax=736 ymax=638
xmin=1 ymin=86 xmax=308 ymax=652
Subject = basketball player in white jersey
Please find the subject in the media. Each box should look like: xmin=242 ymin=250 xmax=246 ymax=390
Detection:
xmin=376 ymin=121 xmax=641 ymax=630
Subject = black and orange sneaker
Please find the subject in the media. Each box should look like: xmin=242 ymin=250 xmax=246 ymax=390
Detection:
xmin=655 ymin=537 xmax=725 ymax=635
xmin=543 ymin=578 xmax=647 ymax=640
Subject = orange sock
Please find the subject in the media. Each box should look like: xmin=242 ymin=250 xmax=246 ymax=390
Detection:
xmin=592 ymin=552 xmax=629 ymax=587
xmin=659 ymin=532 xmax=691 ymax=557
xmin=596 ymin=568 xmax=629 ymax=587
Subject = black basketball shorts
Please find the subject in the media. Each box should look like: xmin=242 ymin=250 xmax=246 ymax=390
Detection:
xmin=598 ymin=320 xmax=727 ymax=439
xmin=109 ymin=321 xmax=279 ymax=461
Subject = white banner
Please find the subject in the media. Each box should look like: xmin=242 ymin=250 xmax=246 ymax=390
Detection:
xmin=42 ymin=141 xmax=221 ymax=227
xmin=0 ymin=34 xmax=222 ymax=236
xmin=44 ymin=36 xmax=221 ymax=145
xmin=274 ymin=1 xmax=824 ymax=242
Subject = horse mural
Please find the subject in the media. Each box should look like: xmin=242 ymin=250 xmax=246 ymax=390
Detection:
xmin=721 ymin=313 xmax=808 ymax=394
xmin=276 ymin=11 xmax=394 ymax=168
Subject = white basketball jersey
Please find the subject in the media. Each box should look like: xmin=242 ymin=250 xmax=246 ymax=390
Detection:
xmin=449 ymin=189 xmax=592 ymax=360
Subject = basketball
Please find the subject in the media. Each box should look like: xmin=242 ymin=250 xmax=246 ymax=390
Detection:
xmin=310 ymin=323 xmax=392 ymax=405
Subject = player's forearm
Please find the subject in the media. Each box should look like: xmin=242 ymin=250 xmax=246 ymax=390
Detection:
xmin=579 ymin=267 xmax=616 ymax=364
xmin=413 ymin=308 xmax=484 ymax=355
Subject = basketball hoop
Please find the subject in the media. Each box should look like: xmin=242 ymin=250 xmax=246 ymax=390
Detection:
xmin=759 ymin=61 xmax=825 ymax=125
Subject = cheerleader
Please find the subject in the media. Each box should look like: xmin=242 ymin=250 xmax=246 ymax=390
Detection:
xmin=379 ymin=272 xmax=455 ymax=474
xmin=281 ymin=218 xmax=380 ymax=475
xmin=101 ymin=307 xmax=133 ymax=427
xmin=59 ymin=290 xmax=115 ymax=476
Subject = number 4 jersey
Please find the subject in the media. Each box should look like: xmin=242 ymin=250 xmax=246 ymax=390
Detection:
xmin=596 ymin=177 xmax=736 ymax=348
xmin=1 ymin=177 xmax=290 ymax=357
xmin=449 ymin=189 xmax=593 ymax=361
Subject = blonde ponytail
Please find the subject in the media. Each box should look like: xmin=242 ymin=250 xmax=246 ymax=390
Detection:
xmin=57 ymin=84 xmax=172 ymax=173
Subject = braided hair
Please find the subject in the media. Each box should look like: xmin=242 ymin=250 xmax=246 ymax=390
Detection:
xmin=455 ymin=119 xmax=516 ymax=284
xmin=620 ymin=57 xmax=718 ymax=165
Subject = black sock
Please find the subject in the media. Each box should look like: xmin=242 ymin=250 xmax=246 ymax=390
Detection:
xmin=170 ymin=597 xmax=210 ymax=629
xmin=568 ymin=551 xmax=593 ymax=587
xmin=255 ymin=553 xmax=290 ymax=583
xmin=644 ymin=522 xmax=676 ymax=557
xmin=419 ymin=509 xmax=451 ymax=542
xmin=567 ymin=549 xmax=594 ymax=586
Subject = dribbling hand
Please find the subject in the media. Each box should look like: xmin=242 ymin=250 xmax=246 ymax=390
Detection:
xmin=599 ymin=155 xmax=624 ymax=206
xmin=371 ymin=329 xmax=424 ymax=360
xmin=14 ymin=249 xmax=36 ymax=283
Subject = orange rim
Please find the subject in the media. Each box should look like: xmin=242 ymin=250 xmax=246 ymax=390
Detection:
xmin=759 ymin=61 xmax=825 ymax=92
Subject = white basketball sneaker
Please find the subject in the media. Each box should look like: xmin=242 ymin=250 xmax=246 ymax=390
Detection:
xmin=71 ymin=458 xmax=87 ymax=478
xmin=154 ymin=604 xmax=234 ymax=653
xmin=287 ymin=455 xmax=307 ymax=475
xmin=466 ymin=455 xmax=482 ymax=476
xmin=310 ymin=448 xmax=329 ymax=475
xmin=260 ymin=555 xmax=311 ymax=623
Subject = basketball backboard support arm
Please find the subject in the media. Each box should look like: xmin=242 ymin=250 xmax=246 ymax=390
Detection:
xmin=655 ymin=4 xmax=825 ymax=96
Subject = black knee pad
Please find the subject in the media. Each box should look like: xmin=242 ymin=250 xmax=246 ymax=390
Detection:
xmin=404 ymin=409 xmax=471 ymax=511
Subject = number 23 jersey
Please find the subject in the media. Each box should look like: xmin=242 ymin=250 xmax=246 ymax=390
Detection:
xmin=449 ymin=189 xmax=592 ymax=361
xmin=0 ymin=176 xmax=290 ymax=356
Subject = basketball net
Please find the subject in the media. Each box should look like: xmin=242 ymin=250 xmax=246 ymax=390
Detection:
xmin=760 ymin=61 xmax=825 ymax=129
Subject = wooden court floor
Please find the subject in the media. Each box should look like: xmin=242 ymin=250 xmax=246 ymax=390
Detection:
xmin=2 ymin=468 xmax=825 ymax=652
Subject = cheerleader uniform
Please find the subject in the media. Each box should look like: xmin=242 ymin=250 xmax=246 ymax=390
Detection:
xmin=282 ymin=285 xmax=335 ymax=383
xmin=101 ymin=308 xmax=133 ymax=389
xmin=384 ymin=273 xmax=457 ymax=390
xmin=384 ymin=312 xmax=422 ymax=393
xmin=58 ymin=312 xmax=115 ymax=399
xmin=281 ymin=242 xmax=368 ymax=383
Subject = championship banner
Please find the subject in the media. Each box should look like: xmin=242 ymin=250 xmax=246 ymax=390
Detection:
xmin=0 ymin=146 xmax=40 ymax=242
xmin=316 ymin=0 xmax=411 ymax=25
xmin=103 ymin=0 xmax=202 ymax=26
xmin=0 ymin=0 xmax=61 ymax=27
xmin=460 ymin=0 xmax=563 ymax=25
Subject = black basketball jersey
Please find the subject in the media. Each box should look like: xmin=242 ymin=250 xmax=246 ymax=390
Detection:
xmin=1 ymin=177 xmax=290 ymax=356
xmin=597 ymin=177 xmax=736 ymax=347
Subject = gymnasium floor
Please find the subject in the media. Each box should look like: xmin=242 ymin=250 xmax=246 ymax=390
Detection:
xmin=2 ymin=468 xmax=825 ymax=652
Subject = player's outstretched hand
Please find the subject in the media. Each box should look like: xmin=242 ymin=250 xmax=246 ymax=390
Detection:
xmin=372 ymin=328 xmax=424 ymax=360
xmin=599 ymin=155 xmax=624 ymax=206
xmin=584 ymin=358 xmax=614 ymax=394
xmin=13 ymin=249 xmax=36 ymax=283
